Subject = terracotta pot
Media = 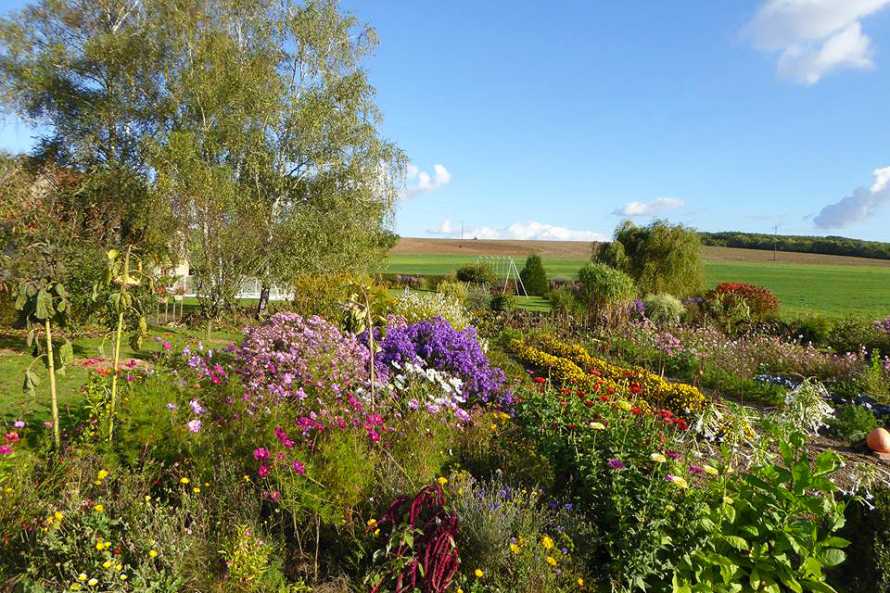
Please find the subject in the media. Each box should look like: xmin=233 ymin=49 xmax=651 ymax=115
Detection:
xmin=866 ymin=427 xmax=890 ymax=453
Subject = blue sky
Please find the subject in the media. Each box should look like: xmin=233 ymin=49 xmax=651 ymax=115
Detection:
xmin=3 ymin=1 xmax=890 ymax=242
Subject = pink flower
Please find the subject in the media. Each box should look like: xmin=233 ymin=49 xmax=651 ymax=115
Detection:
xmin=258 ymin=464 xmax=270 ymax=478
xmin=187 ymin=419 xmax=202 ymax=433
xmin=291 ymin=460 xmax=306 ymax=475
xmin=13 ymin=420 xmax=25 ymax=429
xmin=274 ymin=427 xmax=294 ymax=448
xmin=253 ymin=447 xmax=270 ymax=461
xmin=162 ymin=341 xmax=172 ymax=351
xmin=0 ymin=445 xmax=12 ymax=455
xmin=366 ymin=428 xmax=380 ymax=443
xmin=4 ymin=432 xmax=19 ymax=444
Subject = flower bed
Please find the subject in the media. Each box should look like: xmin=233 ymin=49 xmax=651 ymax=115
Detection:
xmin=509 ymin=334 xmax=706 ymax=414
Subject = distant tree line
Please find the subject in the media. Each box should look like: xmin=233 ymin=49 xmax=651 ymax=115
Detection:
xmin=700 ymin=232 xmax=890 ymax=260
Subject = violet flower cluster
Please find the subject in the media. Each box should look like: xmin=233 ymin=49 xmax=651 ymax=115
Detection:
xmin=372 ymin=317 xmax=511 ymax=407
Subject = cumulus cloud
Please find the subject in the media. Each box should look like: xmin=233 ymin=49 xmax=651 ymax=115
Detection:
xmin=405 ymin=163 xmax=451 ymax=197
xmin=743 ymin=0 xmax=890 ymax=84
xmin=612 ymin=197 xmax=685 ymax=217
xmin=813 ymin=166 xmax=890 ymax=228
xmin=427 ymin=219 xmax=608 ymax=242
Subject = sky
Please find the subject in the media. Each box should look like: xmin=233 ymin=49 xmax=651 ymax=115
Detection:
xmin=2 ymin=0 xmax=890 ymax=242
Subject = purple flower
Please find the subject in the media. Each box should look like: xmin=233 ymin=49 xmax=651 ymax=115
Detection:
xmin=13 ymin=420 xmax=24 ymax=429
xmin=291 ymin=460 xmax=306 ymax=475
xmin=189 ymin=399 xmax=205 ymax=415
xmin=665 ymin=450 xmax=681 ymax=461
xmin=253 ymin=447 xmax=270 ymax=461
xmin=607 ymin=458 xmax=625 ymax=470
xmin=186 ymin=419 xmax=202 ymax=433
xmin=454 ymin=408 xmax=471 ymax=423
xmin=274 ymin=426 xmax=294 ymax=448
xmin=166 ymin=402 xmax=177 ymax=411
xmin=689 ymin=465 xmax=704 ymax=475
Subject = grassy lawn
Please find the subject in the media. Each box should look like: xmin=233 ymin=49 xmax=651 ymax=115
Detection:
xmin=385 ymin=253 xmax=890 ymax=319
xmin=0 ymin=324 xmax=241 ymax=421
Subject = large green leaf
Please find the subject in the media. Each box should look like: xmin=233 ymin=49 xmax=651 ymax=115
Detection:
xmin=35 ymin=288 xmax=54 ymax=320
xmin=819 ymin=548 xmax=845 ymax=568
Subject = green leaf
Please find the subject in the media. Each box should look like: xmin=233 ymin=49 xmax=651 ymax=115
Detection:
xmin=820 ymin=548 xmax=846 ymax=567
xmin=721 ymin=535 xmax=749 ymax=551
xmin=822 ymin=537 xmax=851 ymax=549
xmin=35 ymin=288 xmax=54 ymax=320
xmin=59 ymin=339 xmax=74 ymax=368
xmin=802 ymin=580 xmax=839 ymax=593
xmin=23 ymin=369 xmax=40 ymax=396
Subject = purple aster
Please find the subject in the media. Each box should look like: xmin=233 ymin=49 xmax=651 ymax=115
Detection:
xmin=607 ymin=458 xmax=625 ymax=470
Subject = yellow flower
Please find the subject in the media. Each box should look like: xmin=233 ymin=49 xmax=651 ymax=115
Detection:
xmin=95 ymin=540 xmax=104 ymax=551
xmin=367 ymin=518 xmax=378 ymax=529
xmin=474 ymin=568 xmax=484 ymax=578
xmin=2 ymin=486 xmax=12 ymax=494
xmin=437 ymin=477 xmax=448 ymax=486
xmin=589 ymin=421 xmax=606 ymax=430
xmin=541 ymin=535 xmax=555 ymax=550
xmin=71 ymin=584 xmax=82 ymax=591
xmin=102 ymin=559 xmax=112 ymax=569
xmin=179 ymin=477 xmax=190 ymax=485
xmin=144 ymin=495 xmax=151 ymax=502
xmin=617 ymin=400 xmax=633 ymax=412
xmin=104 ymin=542 xmax=112 ymax=550
xmin=457 ymin=589 xmax=464 ymax=593
xmin=87 ymin=578 xmax=98 ymax=587
xmin=546 ymin=555 xmax=557 ymax=566
xmin=97 ymin=469 xmax=109 ymax=481
xmin=649 ymin=453 xmax=667 ymax=463
xmin=148 ymin=549 xmax=158 ymax=559
xmin=192 ymin=487 xmax=201 ymax=494
xmin=577 ymin=577 xmax=585 ymax=587
xmin=243 ymin=475 xmax=251 ymax=482
xmin=490 ymin=423 xmax=498 ymax=431
xmin=53 ymin=511 xmax=64 ymax=521
xmin=93 ymin=504 xmax=104 ymax=513
xmin=510 ymin=543 xmax=520 ymax=554
xmin=78 ymin=573 xmax=87 ymax=582
xmin=373 ymin=528 xmax=381 ymax=537
xmin=119 ymin=575 xmax=127 ymax=581
xmin=668 ymin=476 xmax=689 ymax=489
xmin=702 ymin=465 xmax=719 ymax=476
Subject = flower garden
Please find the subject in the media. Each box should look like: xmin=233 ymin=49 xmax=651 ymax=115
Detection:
xmin=2 ymin=273 xmax=890 ymax=593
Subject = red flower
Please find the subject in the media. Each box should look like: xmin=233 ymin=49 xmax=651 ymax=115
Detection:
xmin=631 ymin=406 xmax=642 ymax=416
xmin=629 ymin=383 xmax=642 ymax=395
xmin=533 ymin=376 xmax=546 ymax=384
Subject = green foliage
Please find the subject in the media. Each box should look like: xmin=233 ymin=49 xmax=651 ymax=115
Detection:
xmin=548 ymin=286 xmax=583 ymax=317
xmin=701 ymin=230 xmax=890 ymax=261
xmin=519 ymin=255 xmax=549 ymax=296
xmin=456 ymin=263 xmax=496 ymax=286
xmin=436 ymin=279 xmax=470 ymax=304
xmin=833 ymin=487 xmax=890 ymax=593
xmin=490 ymin=294 xmax=515 ymax=313
xmin=643 ymin=293 xmax=685 ymax=326
xmin=595 ymin=220 xmax=704 ymax=297
xmin=576 ymin=262 xmax=637 ymax=324
xmin=828 ymin=405 xmax=878 ymax=443
xmin=674 ymin=431 xmax=848 ymax=593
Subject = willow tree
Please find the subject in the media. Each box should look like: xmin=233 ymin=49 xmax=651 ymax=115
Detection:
xmin=594 ymin=220 xmax=704 ymax=298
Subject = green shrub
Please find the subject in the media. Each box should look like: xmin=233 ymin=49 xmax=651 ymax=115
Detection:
xmin=642 ymin=293 xmax=685 ymax=326
xmin=595 ymin=220 xmax=704 ymax=297
xmin=828 ymin=405 xmax=878 ymax=443
xmin=788 ymin=315 xmax=835 ymax=345
xmin=490 ymin=293 xmax=514 ymax=312
xmin=548 ymin=286 xmax=582 ymax=316
xmin=576 ymin=262 xmax=637 ymax=324
xmin=833 ymin=487 xmax=890 ymax=593
xmin=519 ymin=255 xmax=548 ymax=296
xmin=436 ymin=279 xmax=469 ymax=304
xmin=828 ymin=316 xmax=882 ymax=354
xmin=391 ymin=290 xmax=470 ymax=329
xmin=456 ymin=263 xmax=496 ymax=286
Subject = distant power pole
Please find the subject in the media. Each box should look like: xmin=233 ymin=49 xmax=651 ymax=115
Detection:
xmin=460 ymin=222 xmax=464 ymax=240
xmin=772 ymin=224 xmax=779 ymax=262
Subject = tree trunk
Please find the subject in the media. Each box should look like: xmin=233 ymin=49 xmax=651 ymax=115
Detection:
xmin=45 ymin=319 xmax=61 ymax=449
xmin=255 ymin=284 xmax=271 ymax=319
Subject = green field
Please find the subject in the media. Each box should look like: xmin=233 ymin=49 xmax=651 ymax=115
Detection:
xmin=385 ymin=253 xmax=890 ymax=319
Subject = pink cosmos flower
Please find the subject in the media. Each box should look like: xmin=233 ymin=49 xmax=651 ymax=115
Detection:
xmin=0 ymin=446 xmax=12 ymax=455
xmin=162 ymin=341 xmax=172 ymax=351
xmin=258 ymin=465 xmax=269 ymax=478
xmin=253 ymin=447 xmax=270 ymax=461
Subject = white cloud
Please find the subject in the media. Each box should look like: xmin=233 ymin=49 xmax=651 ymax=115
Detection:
xmin=744 ymin=0 xmax=890 ymax=84
xmin=813 ymin=166 xmax=890 ymax=228
xmin=427 ymin=219 xmax=608 ymax=242
xmin=405 ymin=163 xmax=451 ymax=197
xmin=612 ymin=197 xmax=684 ymax=217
